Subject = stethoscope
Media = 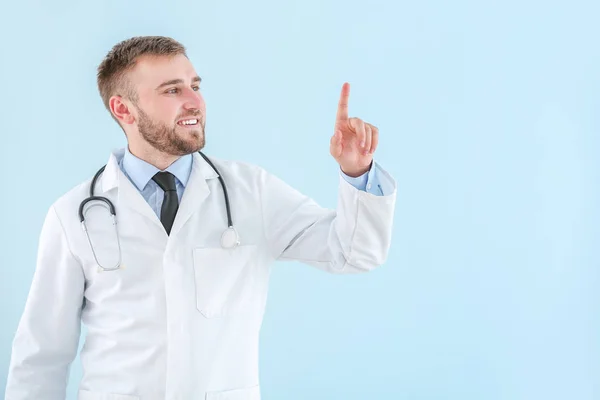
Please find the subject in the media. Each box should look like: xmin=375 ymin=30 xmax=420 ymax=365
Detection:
xmin=78 ymin=151 xmax=239 ymax=271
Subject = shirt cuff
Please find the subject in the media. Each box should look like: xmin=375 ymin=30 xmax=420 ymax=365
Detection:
xmin=340 ymin=168 xmax=369 ymax=191
xmin=340 ymin=161 xmax=393 ymax=196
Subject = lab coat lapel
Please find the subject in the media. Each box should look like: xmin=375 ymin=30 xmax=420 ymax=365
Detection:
xmin=169 ymin=152 xmax=218 ymax=238
xmin=100 ymin=149 xmax=164 ymax=231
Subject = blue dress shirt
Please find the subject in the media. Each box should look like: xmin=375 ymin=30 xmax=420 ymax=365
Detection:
xmin=119 ymin=147 xmax=391 ymax=218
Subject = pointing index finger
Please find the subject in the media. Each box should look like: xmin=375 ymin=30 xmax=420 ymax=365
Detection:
xmin=336 ymin=82 xmax=350 ymax=122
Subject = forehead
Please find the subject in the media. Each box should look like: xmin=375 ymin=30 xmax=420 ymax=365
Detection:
xmin=128 ymin=54 xmax=198 ymax=89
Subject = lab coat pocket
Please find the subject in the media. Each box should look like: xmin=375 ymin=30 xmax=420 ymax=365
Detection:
xmin=78 ymin=389 xmax=140 ymax=400
xmin=193 ymin=245 xmax=258 ymax=318
xmin=205 ymin=384 xmax=261 ymax=400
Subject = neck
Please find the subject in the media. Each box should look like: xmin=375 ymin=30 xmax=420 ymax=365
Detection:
xmin=127 ymin=140 xmax=179 ymax=171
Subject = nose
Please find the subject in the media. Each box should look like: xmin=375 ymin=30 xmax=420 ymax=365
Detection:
xmin=183 ymin=88 xmax=204 ymax=111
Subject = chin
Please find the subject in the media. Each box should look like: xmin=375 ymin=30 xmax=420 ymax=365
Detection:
xmin=191 ymin=132 xmax=205 ymax=148
xmin=187 ymin=134 xmax=205 ymax=153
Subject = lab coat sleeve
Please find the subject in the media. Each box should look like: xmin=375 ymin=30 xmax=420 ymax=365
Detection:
xmin=5 ymin=205 xmax=85 ymax=400
xmin=260 ymin=161 xmax=397 ymax=273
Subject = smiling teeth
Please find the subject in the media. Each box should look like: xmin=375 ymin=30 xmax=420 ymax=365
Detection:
xmin=181 ymin=119 xmax=197 ymax=125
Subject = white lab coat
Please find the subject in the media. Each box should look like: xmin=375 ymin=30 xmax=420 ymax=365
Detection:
xmin=5 ymin=148 xmax=396 ymax=400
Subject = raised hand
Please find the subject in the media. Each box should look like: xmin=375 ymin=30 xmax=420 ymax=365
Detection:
xmin=329 ymin=82 xmax=378 ymax=177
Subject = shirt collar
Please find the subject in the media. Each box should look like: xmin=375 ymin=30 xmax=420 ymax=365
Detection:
xmin=121 ymin=146 xmax=193 ymax=191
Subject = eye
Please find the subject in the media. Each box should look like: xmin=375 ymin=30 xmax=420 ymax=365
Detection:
xmin=166 ymin=88 xmax=179 ymax=94
xmin=192 ymin=86 xmax=200 ymax=92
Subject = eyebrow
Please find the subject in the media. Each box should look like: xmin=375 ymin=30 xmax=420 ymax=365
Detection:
xmin=155 ymin=76 xmax=202 ymax=90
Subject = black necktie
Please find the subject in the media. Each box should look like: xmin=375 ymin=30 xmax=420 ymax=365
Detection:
xmin=152 ymin=172 xmax=179 ymax=235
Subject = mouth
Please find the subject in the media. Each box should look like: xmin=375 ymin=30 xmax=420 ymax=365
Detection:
xmin=177 ymin=118 xmax=199 ymax=128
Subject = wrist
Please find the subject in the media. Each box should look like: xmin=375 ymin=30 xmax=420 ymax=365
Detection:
xmin=340 ymin=162 xmax=372 ymax=178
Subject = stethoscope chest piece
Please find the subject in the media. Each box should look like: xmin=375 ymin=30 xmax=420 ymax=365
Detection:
xmin=221 ymin=227 xmax=240 ymax=249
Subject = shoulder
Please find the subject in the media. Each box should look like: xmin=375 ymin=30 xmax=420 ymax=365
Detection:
xmin=201 ymin=155 xmax=306 ymax=202
xmin=201 ymin=155 xmax=265 ymax=175
xmin=198 ymin=154 xmax=271 ymax=186
xmin=47 ymin=176 xmax=95 ymax=226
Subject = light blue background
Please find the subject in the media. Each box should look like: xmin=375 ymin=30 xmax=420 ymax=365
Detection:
xmin=1 ymin=0 xmax=598 ymax=399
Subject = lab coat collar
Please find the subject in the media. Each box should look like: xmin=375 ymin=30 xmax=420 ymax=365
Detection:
xmin=122 ymin=147 xmax=193 ymax=192
xmin=169 ymin=152 xmax=219 ymax=237
xmin=101 ymin=147 xmax=218 ymax=193
xmin=101 ymin=147 xmax=219 ymax=238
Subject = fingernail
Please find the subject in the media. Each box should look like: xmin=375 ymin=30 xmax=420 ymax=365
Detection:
xmin=360 ymin=140 xmax=365 ymax=148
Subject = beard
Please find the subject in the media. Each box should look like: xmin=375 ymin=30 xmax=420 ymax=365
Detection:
xmin=136 ymin=106 xmax=206 ymax=156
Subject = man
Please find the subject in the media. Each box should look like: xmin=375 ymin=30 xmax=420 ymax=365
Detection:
xmin=5 ymin=36 xmax=396 ymax=400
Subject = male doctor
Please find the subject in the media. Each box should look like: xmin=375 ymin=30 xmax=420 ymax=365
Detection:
xmin=5 ymin=36 xmax=396 ymax=400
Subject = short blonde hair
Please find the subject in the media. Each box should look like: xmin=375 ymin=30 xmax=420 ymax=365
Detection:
xmin=96 ymin=36 xmax=187 ymax=119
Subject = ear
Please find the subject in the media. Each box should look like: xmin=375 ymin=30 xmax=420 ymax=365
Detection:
xmin=109 ymin=96 xmax=136 ymax=125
